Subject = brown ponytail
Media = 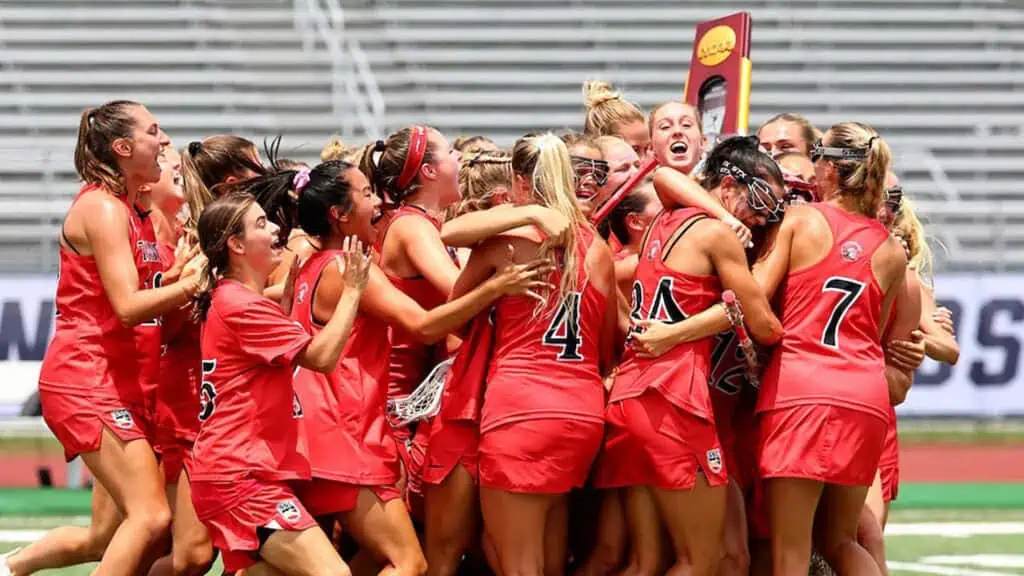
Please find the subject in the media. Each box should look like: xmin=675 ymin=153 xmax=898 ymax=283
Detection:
xmin=73 ymin=100 xmax=140 ymax=195
xmin=180 ymin=135 xmax=264 ymax=231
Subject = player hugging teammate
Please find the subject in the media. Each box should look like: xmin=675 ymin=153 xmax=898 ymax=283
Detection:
xmin=10 ymin=73 xmax=958 ymax=576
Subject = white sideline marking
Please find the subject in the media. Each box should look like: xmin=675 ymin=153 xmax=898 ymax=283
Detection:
xmin=886 ymin=522 xmax=1024 ymax=537
xmin=921 ymin=555 xmax=1024 ymax=569
xmin=887 ymin=561 xmax=1015 ymax=576
xmin=0 ymin=530 xmax=47 ymax=542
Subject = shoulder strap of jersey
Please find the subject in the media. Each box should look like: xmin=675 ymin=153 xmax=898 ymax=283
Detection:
xmin=305 ymin=248 xmax=345 ymax=327
xmin=638 ymin=209 xmax=667 ymax=260
xmin=661 ymin=213 xmax=709 ymax=263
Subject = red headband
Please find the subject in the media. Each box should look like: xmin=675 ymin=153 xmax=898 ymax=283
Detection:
xmin=396 ymin=126 xmax=428 ymax=192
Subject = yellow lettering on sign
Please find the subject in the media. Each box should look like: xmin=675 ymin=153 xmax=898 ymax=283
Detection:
xmin=697 ymin=25 xmax=737 ymax=67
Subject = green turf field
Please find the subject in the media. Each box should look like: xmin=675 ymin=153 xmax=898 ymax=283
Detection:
xmin=0 ymin=510 xmax=1022 ymax=576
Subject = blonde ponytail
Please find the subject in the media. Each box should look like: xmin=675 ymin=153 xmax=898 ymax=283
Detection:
xmin=893 ymin=198 xmax=935 ymax=285
xmin=825 ymin=122 xmax=892 ymax=218
xmin=513 ymin=133 xmax=589 ymax=314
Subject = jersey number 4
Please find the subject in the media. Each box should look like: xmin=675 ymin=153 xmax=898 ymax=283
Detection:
xmin=820 ymin=276 xmax=865 ymax=349
xmin=543 ymin=292 xmax=583 ymax=361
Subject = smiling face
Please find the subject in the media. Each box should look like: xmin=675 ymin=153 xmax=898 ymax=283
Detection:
xmin=336 ymin=167 xmax=381 ymax=246
xmin=228 ymin=201 xmax=283 ymax=277
xmin=114 ymin=104 xmax=163 ymax=185
xmin=651 ymin=102 xmax=705 ymax=175
xmin=148 ymin=145 xmax=184 ymax=217
xmin=569 ymin=142 xmax=604 ymax=205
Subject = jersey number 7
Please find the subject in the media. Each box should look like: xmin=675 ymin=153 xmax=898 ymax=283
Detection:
xmin=820 ymin=276 xmax=865 ymax=349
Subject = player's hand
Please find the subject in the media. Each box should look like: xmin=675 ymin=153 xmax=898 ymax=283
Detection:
xmin=531 ymin=206 xmax=570 ymax=247
xmin=723 ymin=214 xmax=753 ymax=249
xmin=494 ymin=245 xmax=555 ymax=304
xmin=934 ymin=306 xmax=955 ymax=336
xmin=886 ymin=330 xmax=926 ymax=372
xmin=338 ymin=236 xmax=371 ymax=292
xmin=164 ymin=236 xmax=200 ymax=284
xmin=630 ymin=319 xmax=683 ymax=358
xmin=278 ymin=253 xmax=301 ymax=316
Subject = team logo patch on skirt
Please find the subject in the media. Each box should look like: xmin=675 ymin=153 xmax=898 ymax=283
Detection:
xmin=276 ymin=499 xmax=302 ymax=523
xmin=110 ymin=409 xmax=134 ymax=430
xmin=706 ymin=448 xmax=723 ymax=474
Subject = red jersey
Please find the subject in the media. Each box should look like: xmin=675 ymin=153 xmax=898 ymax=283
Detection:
xmin=191 ymin=280 xmax=311 ymax=482
xmin=134 ymin=217 xmax=166 ymax=407
xmin=438 ymin=311 xmax=495 ymax=423
xmin=290 ymin=250 xmax=399 ymax=485
xmin=157 ymin=241 xmax=202 ymax=442
xmin=709 ymin=330 xmax=748 ymax=440
xmin=758 ymin=203 xmax=890 ymax=421
xmin=609 ymin=208 xmax=721 ymax=421
xmin=481 ymin=226 xmax=607 ymax=432
xmin=374 ymin=206 xmax=457 ymax=399
xmin=39 ymin=185 xmax=160 ymax=403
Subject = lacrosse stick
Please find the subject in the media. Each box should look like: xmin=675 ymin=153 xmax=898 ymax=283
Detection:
xmin=386 ymin=357 xmax=455 ymax=427
xmin=721 ymin=290 xmax=760 ymax=389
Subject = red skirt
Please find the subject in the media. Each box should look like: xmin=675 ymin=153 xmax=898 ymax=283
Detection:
xmin=595 ymin=391 xmax=728 ymax=490
xmin=41 ymin=389 xmax=151 ymax=462
xmin=479 ymin=418 xmax=602 ymax=494
xmin=758 ymin=404 xmax=886 ymax=487
xmin=422 ymin=417 xmax=480 ymax=486
xmin=191 ymin=478 xmax=318 ymax=572
xmin=878 ymin=410 xmax=900 ymax=502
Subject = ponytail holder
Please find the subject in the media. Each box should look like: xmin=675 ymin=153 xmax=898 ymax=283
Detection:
xmin=293 ymin=167 xmax=311 ymax=195
xmin=373 ymin=139 xmax=386 ymax=152
xmin=396 ymin=125 xmax=428 ymax=192
xmin=867 ymin=136 xmax=879 ymax=148
xmin=86 ymin=110 xmax=96 ymax=126
xmin=188 ymin=141 xmax=202 ymax=156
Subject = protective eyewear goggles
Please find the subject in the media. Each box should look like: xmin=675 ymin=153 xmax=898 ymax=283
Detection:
xmin=571 ymin=155 xmax=610 ymax=188
xmin=720 ymin=161 xmax=785 ymax=223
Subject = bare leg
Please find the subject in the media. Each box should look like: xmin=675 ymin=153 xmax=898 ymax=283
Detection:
xmin=480 ymin=487 xmax=557 ymax=576
xmin=7 ymin=481 xmax=122 ymax=574
xmin=342 ymin=489 xmax=427 ymax=576
xmin=652 ymin=473 xmax=727 ymax=576
xmin=260 ymin=527 xmax=352 ymax=576
xmin=79 ymin=428 xmax=171 ymax=576
xmin=717 ymin=479 xmax=750 ymax=576
xmin=815 ymin=484 xmax=881 ymax=576
xmin=573 ymin=491 xmax=626 ymax=576
xmin=766 ymin=478 xmax=822 ymax=576
xmin=424 ymin=465 xmax=478 ymax=576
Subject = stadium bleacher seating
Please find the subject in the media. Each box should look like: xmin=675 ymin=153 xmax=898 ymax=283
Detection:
xmin=0 ymin=0 xmax=1021 ymax=271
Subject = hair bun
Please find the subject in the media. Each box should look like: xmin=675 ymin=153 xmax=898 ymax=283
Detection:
xmin=583 ymin=80 xmax=621 ymax=109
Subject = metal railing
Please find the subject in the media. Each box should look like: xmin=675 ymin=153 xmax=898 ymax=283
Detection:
xmin=295 ymin=0 xmax=384 ymax=141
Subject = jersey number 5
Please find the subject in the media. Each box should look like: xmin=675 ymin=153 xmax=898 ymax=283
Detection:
xmin=820 ymin=276 xmax=865 ymax=349
xmin=199 ymin=360 xmax=217 ymax=422
xmin=543 ymin=292 xmax=583 ymax=361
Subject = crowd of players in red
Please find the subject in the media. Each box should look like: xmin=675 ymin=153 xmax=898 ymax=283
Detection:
xmin=4 ymin=79 xmax=960 ymax=576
